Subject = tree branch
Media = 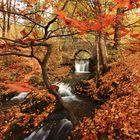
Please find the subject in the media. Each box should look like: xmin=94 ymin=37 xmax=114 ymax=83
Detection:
xmin=21 ymin=24 xmax=36 ymax=39
xmin=47 ymin=32 xmax=80 ymax=39
xmin=0 ymin=52 xmax=32 ymax=58
xmin=0 ymin=9 xmax=45 ymax=28
xmin=44 ymin=0 xmax=69 ymax=38
xmin=125 ymin=19 xmax=140 ymax=28
xmin=30 ymin=43 xmax=42 ymax=64
xmin=0 ymin=37 xmax=27 ymax=45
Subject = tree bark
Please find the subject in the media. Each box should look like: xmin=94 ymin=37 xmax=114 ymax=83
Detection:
xmin=39 ymin=45 xmax=77 ymax=124
xmin=113 ymin=8 xmax=123 ymax=49
xmin=98 ymin=32 xmax=108 ymax=72
xmin=95 ymin=33 xmax=100 ymax=85
xmin=2 ymin=0 xmax=6 ymax=37
xmin=7 ymin=0 xmax=12 ymax=32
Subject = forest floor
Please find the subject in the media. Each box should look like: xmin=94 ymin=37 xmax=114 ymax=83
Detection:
xmin=73 ymin=46 xmax=140 ymax=140
xmin=0 ymin=46 xmax=140 ymax=139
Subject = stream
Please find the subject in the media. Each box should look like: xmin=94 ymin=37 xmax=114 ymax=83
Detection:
xmin=24 ymin=82 xmax=94 ymax=140
xmin=25 ymin=59 xmax=94 ymax=140
xmin=0 ymin=60 xmax=96 ymax=140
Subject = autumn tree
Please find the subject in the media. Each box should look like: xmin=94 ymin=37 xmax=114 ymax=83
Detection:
xmin=57 ymin=0 xmax=140 ymax=80
xmin=56 ymin=0 xmax=113 ymax=80
xmin=111 ymin=0 xmax=140 ymax=49
xmin=0 ymin=0 xmax=79 ymax=123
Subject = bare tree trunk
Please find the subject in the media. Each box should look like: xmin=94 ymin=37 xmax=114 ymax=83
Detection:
xmin=13 ymin=0 xmax=17 ymax=38
xmin=95 ymin=33 xmax=100 ymax=85
xmin=7 ymin=0 xmax=12 ymax=33
xmin=104 ymin=35 xmax=109 ymax=60
xmin=113 ymin=8 xmax=123 ymax=49
xmin=2 ymin=0 xmax=6 ymax=37
xmin=98 ymin=32 xmax=108 ymax=72
xmin=91 ymin=0 xmax=108 ymax=73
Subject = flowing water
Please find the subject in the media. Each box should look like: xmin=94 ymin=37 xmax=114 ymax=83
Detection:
xmin=25 ymin=83 xmax=75 ymax=140
xmin=10 ymin=92 xmax=29 ymax=101
xmin=25 ymin=82 xmax=94 ymax=140
xmin=55 ymin=82 xmax=81 ymax=102
xmin=1 ymin=62 xmax=93 ymax=140
xmin=25 ymin=118 xmax=73 ymax=140
xmin=75 ymin=60 xmax=90 ymax=73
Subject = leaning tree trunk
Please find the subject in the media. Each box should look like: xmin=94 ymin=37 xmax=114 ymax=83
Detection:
xmin=39 ymin=45 xmax=77 ymax=124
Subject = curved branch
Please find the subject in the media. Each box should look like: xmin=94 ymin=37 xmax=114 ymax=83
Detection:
xmin=21 ymin=24 xmax=36 ymax=39
xmin=44 ymin=0 xmax=69 ymax=38
xmin=47 ymin=32 xmax=80 ymax=39
xmin=0 ymin=52 xmax=32 ymax=58
xmin=125 ymin=19 xmax=140 ymax=28
xmin=0 ymin=37 xmax=27 ymax=45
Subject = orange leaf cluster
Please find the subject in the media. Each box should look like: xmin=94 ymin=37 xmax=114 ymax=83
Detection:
xmin=26 ymin=0 xmax=38 ymax=4
xmin=56 ymin=11 xmax=116 ymax=32
xmin=4 ymin=82 xmax=34 ymax=92
xmin=35 ymin=14 xmax=42 ymax=22
xmin=111 ymin=0 xmax=140 ymax=10
xmin=20 ymin=29 xmax=27 ymax=36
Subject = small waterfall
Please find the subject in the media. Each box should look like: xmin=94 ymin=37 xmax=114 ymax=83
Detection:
xmin=25 ymin=118 xmax=73 ymax=140
xmin=75 ymin=60 xmax=90 ymax=73
xmin=10 ymin=92 xmax=29 ymax=101
xmin=55 ymin=83 xmax=80 ymax=102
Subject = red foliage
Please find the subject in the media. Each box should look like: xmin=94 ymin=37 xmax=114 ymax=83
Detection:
xmin=23 ymin=38 xmax=36 ymax=43
xmin=8 ymin=64 xmax=19 ymax=69
xmin=20 ymin=29 xmax=27 ymax=36
xmin=57 ymin=11 xmax=116 ymax=32
xmin=130 ymin=33 xmax=140 ymax=38
xmin=120 ymin=26 xmax=129 ymax=33
xmin=49 ymin=85 xmax=59 ymax=90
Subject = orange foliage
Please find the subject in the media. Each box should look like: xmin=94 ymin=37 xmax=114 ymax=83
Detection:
xmin=4 ymin=82 xmax=34 ymax=92
xmin=26 ymin=0 xmax=38 ymax=4
xmin=130 ymin=33 xmax=140 ymax=38
xmin=35 ymin=14 xmax=42 ymax=22
xmin=73 ymin=49 xmax=140 ymax=139
xmin=56 ymin=11 xmax=116 ymax=32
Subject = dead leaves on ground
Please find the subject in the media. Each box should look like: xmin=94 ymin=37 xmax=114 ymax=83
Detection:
xmin=73 ymin=51 xmax=140 ymax=140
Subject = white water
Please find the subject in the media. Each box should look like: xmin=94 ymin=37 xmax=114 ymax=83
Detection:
xmin=24 ymin=118 xmax=73 ymax=140
xmin=54 ymin=83 xmax=80 ymax=102
xmin=75 ymin=60 xmax=90 ymax=73
xmin=10 ymin=92 xmax=29 ymax=101
xmin=25 ymin=127 xmax=51 ymax=140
